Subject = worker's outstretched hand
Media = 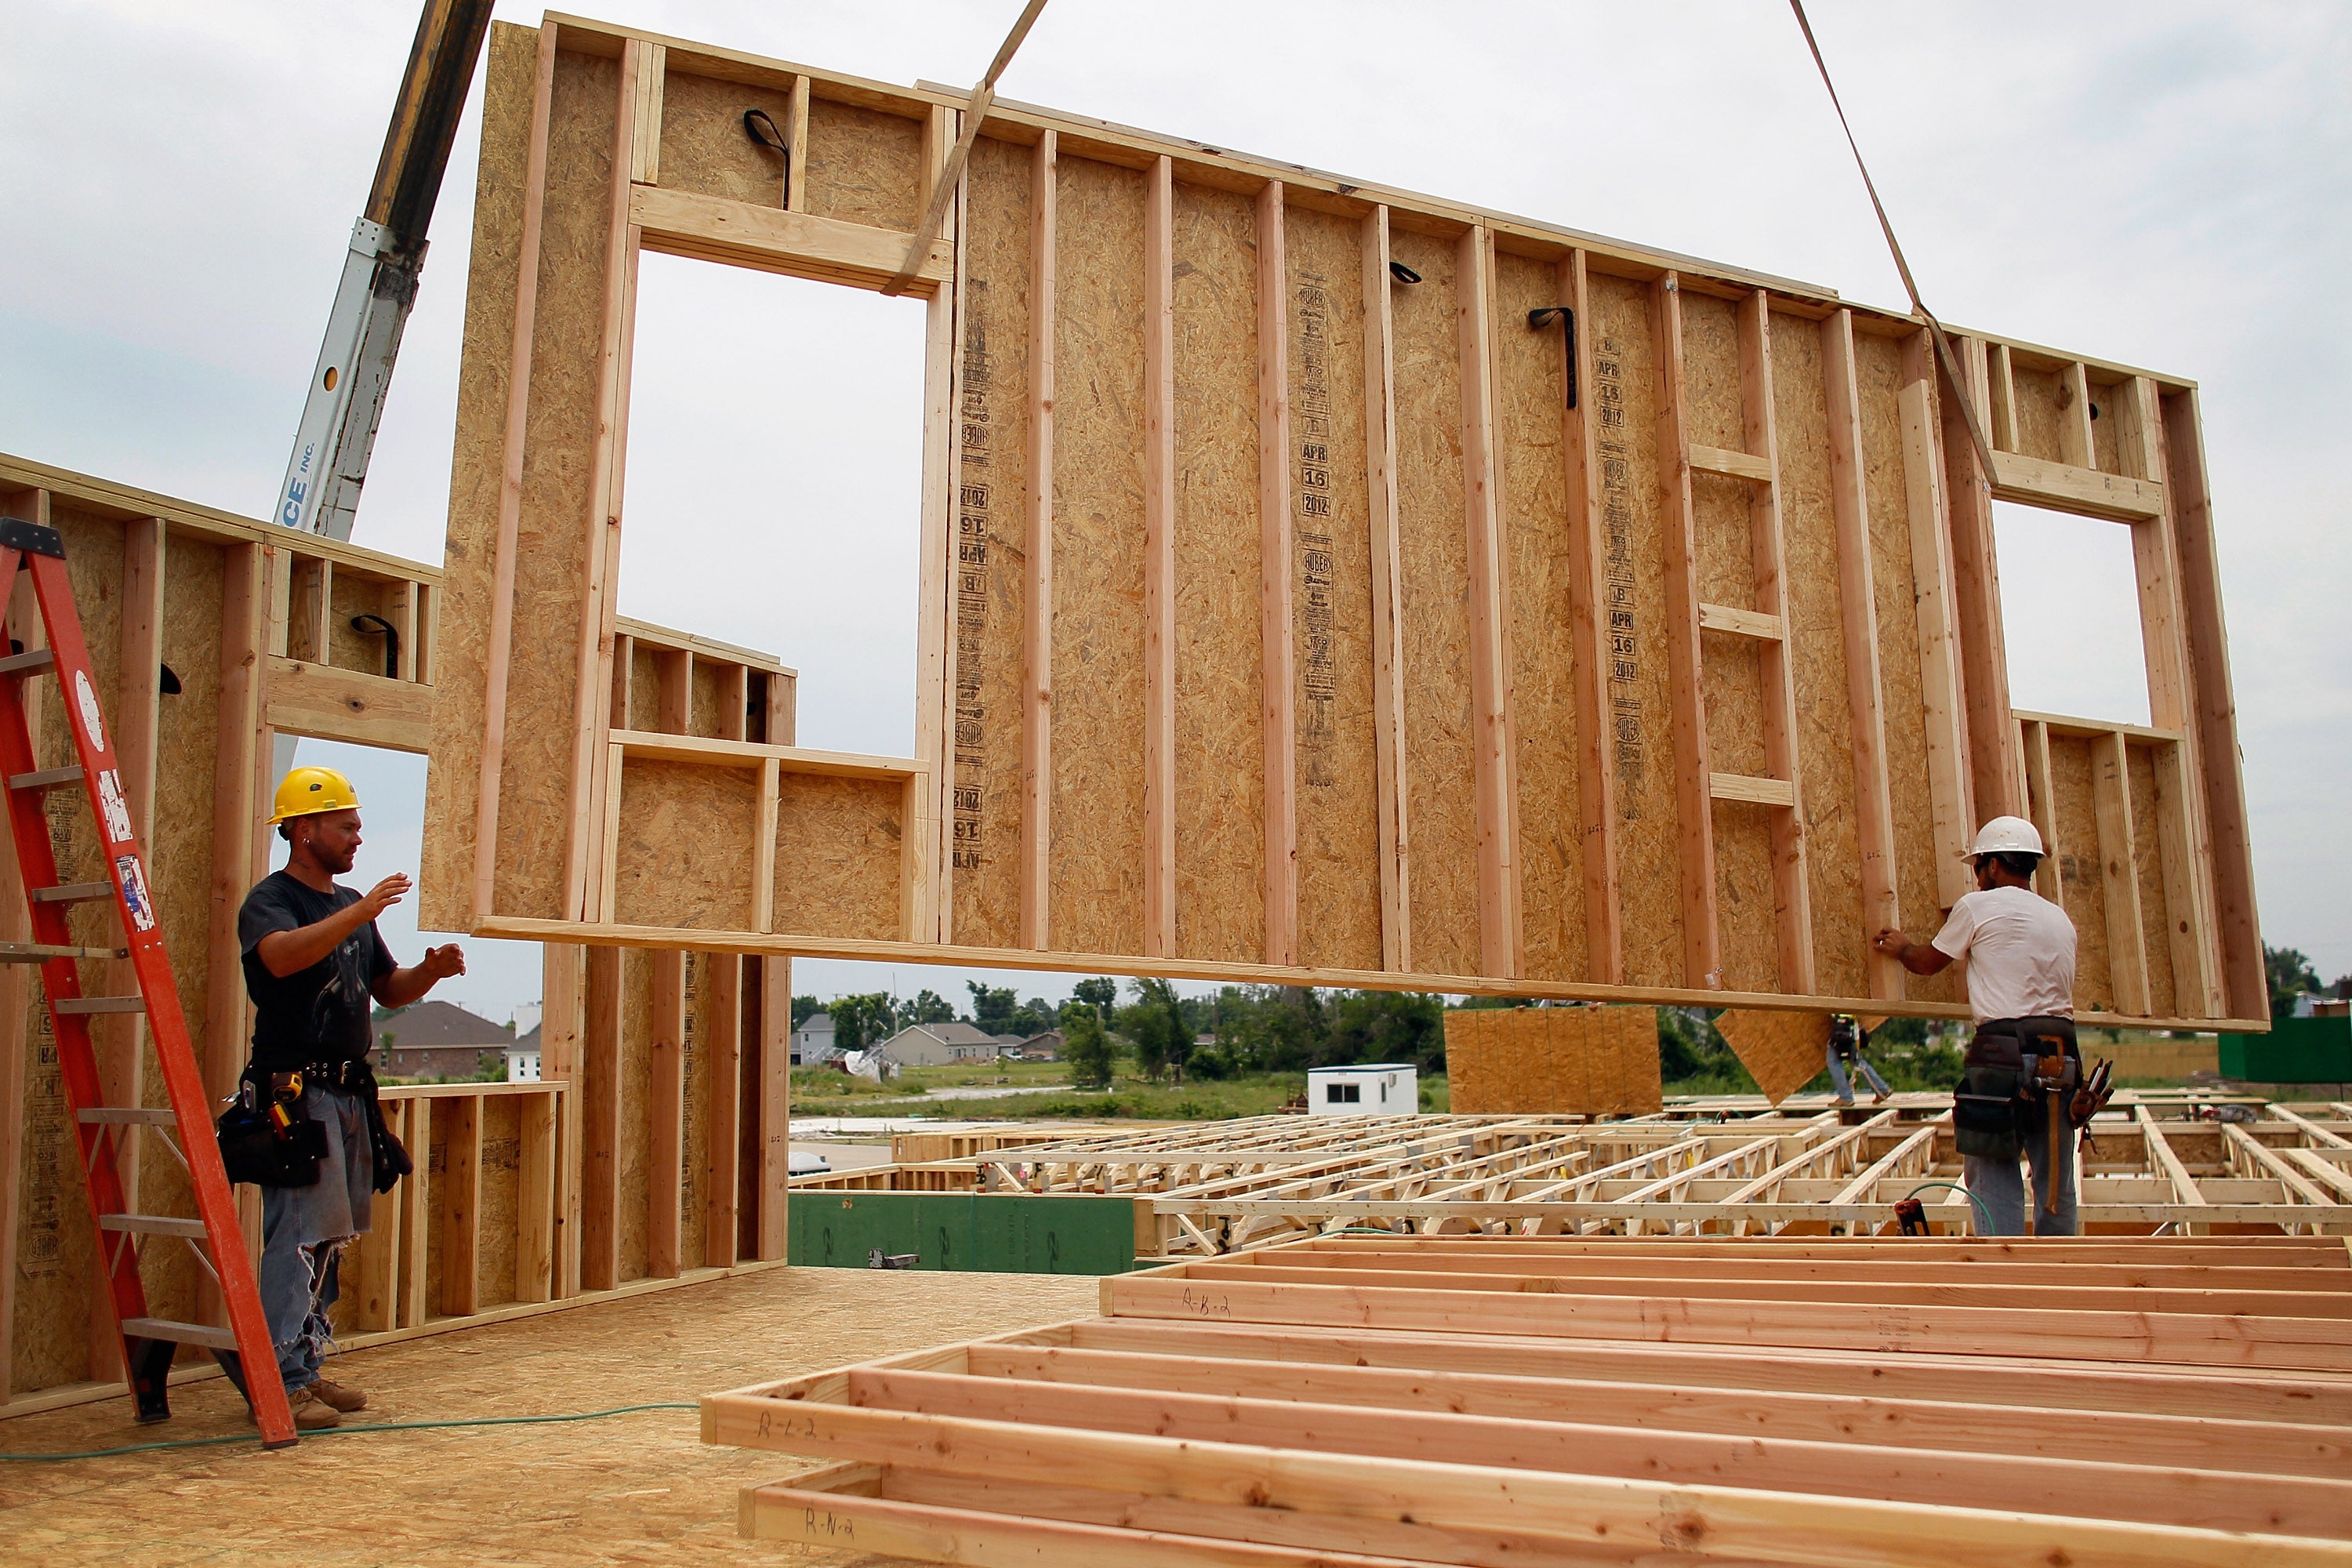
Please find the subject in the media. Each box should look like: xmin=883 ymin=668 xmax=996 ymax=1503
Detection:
xmin=419 ymin=943 xmax=466 ymax=981
xmin=356 ymin=873 xmax=412 ymax=920
xmin=1870 ymin=927 xmax=1908 ymax=957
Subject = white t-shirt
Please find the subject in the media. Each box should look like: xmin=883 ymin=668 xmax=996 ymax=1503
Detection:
xmin=1932 ymin=884 xmax=2078 ymax=1023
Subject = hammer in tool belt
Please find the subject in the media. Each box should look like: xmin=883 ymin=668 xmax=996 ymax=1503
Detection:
xmin=2024 ymin=1035 xmax=2079 ymax=1216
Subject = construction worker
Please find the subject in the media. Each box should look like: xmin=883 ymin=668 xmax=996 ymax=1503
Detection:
xmin=1826 ymin=1014 xmax=1889 ymax=1106
xmin=238 ymin=766 xmax=463 ymax=1428
xmin=1870 ymin=816 xmax=2081 ymax=1236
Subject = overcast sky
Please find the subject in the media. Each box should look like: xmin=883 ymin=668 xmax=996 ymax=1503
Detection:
xmin=2 ymin=2 xmax=2344 ymax=1020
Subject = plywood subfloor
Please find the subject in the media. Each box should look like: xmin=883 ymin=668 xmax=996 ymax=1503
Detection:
xmin=0 ymin=1266 xmax=1098 ymax=1566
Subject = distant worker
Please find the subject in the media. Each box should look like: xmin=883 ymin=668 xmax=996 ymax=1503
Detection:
xmin=1826 ymin=1014 xmax=1889 ymax=1106
xmin=236 ymin=766 xmax=464 ymax=1429
xmin=1869 ymin=816 xmax=2085 ymax=1236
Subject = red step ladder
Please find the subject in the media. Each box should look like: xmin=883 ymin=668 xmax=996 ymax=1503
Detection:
xmin=0 ymin=515 xmax=296 ymax=1446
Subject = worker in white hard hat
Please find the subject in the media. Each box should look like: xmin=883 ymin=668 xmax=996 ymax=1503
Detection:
xmin=230 ymin=767 xmax=465 ymax=1429
xmin=1870 ymin=816 xmax=2083 ymax=1236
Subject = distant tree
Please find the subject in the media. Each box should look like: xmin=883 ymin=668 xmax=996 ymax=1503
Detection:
xmin=1326 ymin=990 xmax=1444 ymax=1072
xmin=1121 ymin=978 xmax=1188 ymax=1083
xmin=966 ymin=981 xmax=1018 ymax=1032
xmin=1069 ymin=976 xmax=1120 ymax=1017
xmin=897 ymin=989 xmax=956 ymax=1029
xmin=791 ymin=994 xmax=822 ymax=1029
xmin=2268 ymin=945 xmax=2325 ymax=1019
xmin=829 ymin=993 xmax=897 ymax=1053
xmin=1009 ymin=996 xmax=1058 ymax=1036
xmin=1063 ymin=1005 xmax=1114 ymax=1089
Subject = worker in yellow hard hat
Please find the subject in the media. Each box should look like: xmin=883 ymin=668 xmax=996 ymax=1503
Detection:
xmin=234 ymin=765 xmax=464 ymax=1430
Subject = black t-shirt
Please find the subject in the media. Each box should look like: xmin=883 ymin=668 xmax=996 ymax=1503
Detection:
xmin=238 ymin=870 xmax=396 ymax=1071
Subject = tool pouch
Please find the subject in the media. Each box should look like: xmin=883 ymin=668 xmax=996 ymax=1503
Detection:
xmin=1953 ymin=1029 xmax=2026 ymax=1160
xmin=216 ymin=1087 xmax=326 ymax=1189
xmin=365 ymin=1092 xmax=412 ymax=1194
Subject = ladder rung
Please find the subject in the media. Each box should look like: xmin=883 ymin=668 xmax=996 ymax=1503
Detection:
xmin=80 ymin=1106 xmax=179 ymax=1125
xmin=33 ymin=882 xmax=112 ymax=903
xmin=0 ymin=648 xmax=55 ymax=676
xmin=9 ymin=764 xmax=84 ymax=792
xmin=56 ymin=996 xmax=147 ymax=1015
xmin=1688 ymin=442 xmax=1776 ymax=485
xmin=100 ymin=1213 xmax=209 ymax=1239
xmin=1709 ymin=771 xmax=1797 ymax=808
xmin=121 ymin=1316 xmax=238 ymax=1351
xmin=1697 ymin=603 xmax=1785 ymax=642
xmin=0 ymin=940 xmax=127 ymax=963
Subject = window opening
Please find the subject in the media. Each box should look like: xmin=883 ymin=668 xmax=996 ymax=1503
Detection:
xmin=285 ymin=739 xmax=541 ymax=1076
xmin=1991 ymin=501 xmax=2151 ymax=728
xmin=618 ymin=253 xmax=929 ymax=758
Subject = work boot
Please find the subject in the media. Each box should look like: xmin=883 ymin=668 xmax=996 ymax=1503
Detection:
xmin=284 ymin=1385 xmax=342 ymax=1430
xmin=310 ymin=1377 xmax=368 ymax=1413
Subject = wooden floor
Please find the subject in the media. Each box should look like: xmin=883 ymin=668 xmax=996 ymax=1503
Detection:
xmin=710 ymin=1235 xmax=2352 ymax=1568
xmin=0 ymin=1265 xmax=1097 ymax=1565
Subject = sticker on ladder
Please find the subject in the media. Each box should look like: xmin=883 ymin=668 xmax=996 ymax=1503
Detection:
xmin=74 ymin=670 xmax=107 ymax=754
xmin=115 ymin=853 xmax=154 ymax=931
xmin=96 ymin=768 xmax=132 ymax=844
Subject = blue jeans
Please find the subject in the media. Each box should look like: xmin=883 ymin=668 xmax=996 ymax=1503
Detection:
xmin=1963 ymin=1097 xmax=2078 ymax=1236
xmin=1826 ymin=1046 xmax=1889 ymax=1102
xmin=258 ymin=1087 xmax=372 ymax=1390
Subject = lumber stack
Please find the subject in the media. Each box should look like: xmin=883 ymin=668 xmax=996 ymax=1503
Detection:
xmin=705 ymin=1234 xmax=2352 ymax=1566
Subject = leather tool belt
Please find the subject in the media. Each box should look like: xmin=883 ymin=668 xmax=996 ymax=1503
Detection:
xmin=1953 ymin=1016 xmax=2078 ymax=1160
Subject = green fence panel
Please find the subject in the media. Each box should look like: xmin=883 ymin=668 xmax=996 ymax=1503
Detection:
xmin=2218 ymin=1017 xmax=2352 ymax=1083
xmin=789 ymin=1192 xmax=1136 ymax=1274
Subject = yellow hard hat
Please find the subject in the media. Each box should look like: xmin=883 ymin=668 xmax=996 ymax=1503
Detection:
xmin=267 ymin=765 xmax=361 ymax=826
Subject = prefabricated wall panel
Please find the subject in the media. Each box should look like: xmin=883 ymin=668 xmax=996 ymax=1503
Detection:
xmin=0 ymin=454 xmax=798 ymax=1411
xmin=434 ymin=14 xmax=2263 ymax=1031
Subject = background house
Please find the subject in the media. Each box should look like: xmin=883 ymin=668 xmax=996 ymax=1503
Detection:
xmin=374 ymin=1000 xmax=513 ymax=1080
xmin=1004 ymin=1029 xmax=1061 ymax=1062
xmin=504 ymin=1020 xmax=542 ymax=1083
xmin=874 ymin=1021 xmax=1020 ymax=1069
xmin=791 ymin=1011 xmax=839 ymax=1066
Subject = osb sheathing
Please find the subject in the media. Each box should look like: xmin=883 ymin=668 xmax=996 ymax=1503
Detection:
xmin=1287 ymin=209 xmax=1381 ymax=974
xmin=949 ymin=134 xmax=1033 ymax=951
xmin=2128 ymin=740 xmax=2176 ymax=1019
xmin=425 ymin=27 xmax=611 ymax=928
xmin=1682 ymin=294 xmax=1776 ymax=994
xmin=656 ymin=67 xmax=797 ymax=211
xmin=9 ymin=502 xmax=131 ymax=1393
xmin=802 ymin=96 xmax=923 ymax=235
xmin=2012 ymin=365 xmax=2067 ymax=464
xmin=1857 ymin=332 xmax=1961 ymax=1008
xmin=611 ymin=758 xmax=758 ymax=931
xmin=1388 ymin=226 xmax=1479 ymax=978
xmin=1444 ymin=1005 xmax=1661 ymax=1116
xmin=2 ymin=1265 xmax=1105 ymax=1568
xmin=1171 ymin=183 xmax=1265 ymax=964
xmin=768 ymin=774 xmax=902 ymax=940
xmin=326 ymin=570 xmax=401 ymax=676
xmin=1715 ymin=1005 xmax=1831 ymax=1106
xmin=619 ymin=947 xmax=654 ymax=1282
xmin=1773 ymin=314 xmax=1867 ymax=1001
xmin=2047 ymin=733 xmax=2114 ymax=1011
xmin=1589 ymin=274 xmax=1682 ymax=989
xmin=1047 ymin=155 xmax=1149 ymax=956
xmin=430 ymin=20 xmax=2245 ymax=1029
xmin=1495 ymin=252 xmax=1588 ymax=983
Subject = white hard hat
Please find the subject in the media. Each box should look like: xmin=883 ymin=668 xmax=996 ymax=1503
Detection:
xmin=1962 ymin=815 xmax=2044 ymax=858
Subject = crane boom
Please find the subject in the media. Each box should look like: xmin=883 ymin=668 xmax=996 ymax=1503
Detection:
xmin=274 ymin=0 xmax=493 ymax=542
